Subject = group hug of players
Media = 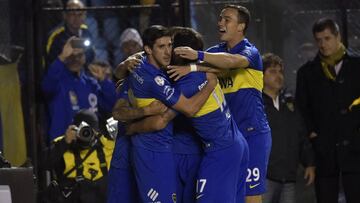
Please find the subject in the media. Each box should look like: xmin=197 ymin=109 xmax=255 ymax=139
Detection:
xmin=108 ymin=4 xmax=271 ymax=203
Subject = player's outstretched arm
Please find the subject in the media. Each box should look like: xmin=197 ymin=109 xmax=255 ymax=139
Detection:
xmin=172 ymin=72 xmax=218 ymax=117
xmin=167 ymin=64 xmax=223 ymax=81
xmin=174 ymin=46 xmax=249 ymax=69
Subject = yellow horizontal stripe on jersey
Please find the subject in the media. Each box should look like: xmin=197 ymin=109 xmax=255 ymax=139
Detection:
xmin=133 ymin=98 xmax=156 ymax=108
xmin=127 ymin=88 xmax=156 ymax=108
xmin=219 ymin=67 xmax=263 ymax=94
xmin=194 ymin=84 xmax=224 ymax=117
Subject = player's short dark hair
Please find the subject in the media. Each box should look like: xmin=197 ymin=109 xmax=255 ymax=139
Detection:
xmin=224 ymin=4 xmax=251 ymax=33
xmin=142 ymin=25 xmax=171 ymax=49
xmin=262 ymin=53 xmax=283 ymax=73
xmin=171 ymin=27 xmax=204 ymax=65
xmin=312 ymin=18 xmax=340 ymax=36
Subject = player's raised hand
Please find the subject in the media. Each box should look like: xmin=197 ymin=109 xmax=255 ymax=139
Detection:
xmin=167 ymin=65 xmax=191 ymax=81
xmin=174 ymin=46 xmax=198 ymax=60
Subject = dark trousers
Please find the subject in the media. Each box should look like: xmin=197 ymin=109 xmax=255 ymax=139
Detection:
xmin=315 ymin=172 xmax=360 ymax=203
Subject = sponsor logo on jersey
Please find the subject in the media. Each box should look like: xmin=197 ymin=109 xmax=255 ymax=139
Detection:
xmin=163 ymin=85 xmax=175 ymax=100
xmin=219 ymin=76 xmax=234 ymax=89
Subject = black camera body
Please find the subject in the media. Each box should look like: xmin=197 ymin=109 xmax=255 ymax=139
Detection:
xmin=74 ymin=121 xmax=96 ymax=148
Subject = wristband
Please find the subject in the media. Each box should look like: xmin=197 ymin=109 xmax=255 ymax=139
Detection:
xmin=190 ymin=64 xmax=198 ymax=72
xmin=197 ymin=51 xmax=204 ymax=61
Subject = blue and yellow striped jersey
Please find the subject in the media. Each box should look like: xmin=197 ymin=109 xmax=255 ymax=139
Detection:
xmin=177 ymin=72 xmax=241 ymax=152
xmin=128 ymin=58 xmax=181 ymax=152
xmin=207 ymin=39 xmax=270 ymax=136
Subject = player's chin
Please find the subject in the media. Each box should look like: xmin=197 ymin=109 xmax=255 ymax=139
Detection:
xmin=219 ymin=33 xmax=227 ymax=41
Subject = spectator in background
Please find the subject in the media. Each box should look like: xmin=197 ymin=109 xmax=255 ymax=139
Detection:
xmin=296 ymin=18 xmax=360 ymax=203
xmin=43 ymin=109 xmax=114 ymax=203
xmin=261 ymin=53 xmax=315 ymax=203
xmin=89 ymin=60 xmax=113 ymax=82
xmin=45 ymin=0 xmax=95 ymax=67
xmin=42 ymin=37 xmax=116 ymax=142
xmin=119 ymin=28 xmax=143 ymax=60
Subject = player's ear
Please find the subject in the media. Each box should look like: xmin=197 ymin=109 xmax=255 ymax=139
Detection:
xmin=144 ymin=45 xmax=152 ymax=55
xmin=237 ymin=23 xmax=245 ymax=33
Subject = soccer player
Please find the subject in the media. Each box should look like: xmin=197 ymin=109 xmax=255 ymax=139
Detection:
xmin=127 ymin=27 xmax=249 ymax=202
xmin=126 ymin=25 xmax=217 ymax=202
xmin=168 ymin=5 xmax=271 ymax=203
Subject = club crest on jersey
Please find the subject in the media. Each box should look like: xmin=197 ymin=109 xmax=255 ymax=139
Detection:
xmin=69 ymin=90 xmax=79 ymax=110
xmin=154 ymin=76 xmax=165 ymax=86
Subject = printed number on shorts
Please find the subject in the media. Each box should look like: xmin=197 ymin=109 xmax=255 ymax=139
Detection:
xmin=246 ymin=167 xmax=260 ymax=182
xmin=196 ymin=179 xmax=207 ymax=193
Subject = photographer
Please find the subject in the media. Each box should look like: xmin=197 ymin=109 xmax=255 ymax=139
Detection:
xmin=43 ymin=109 xmax=114 ymax=203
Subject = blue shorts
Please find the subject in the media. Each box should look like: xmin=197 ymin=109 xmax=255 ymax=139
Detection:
xmin=196 ymin=135 xmax=249 ymax=203
xmin=132 ymin=147 xmax=177 ymax=203
xmin=174 ymin=153 xmax=202 ymax=203
xmin=244 ymin=131 xmax=272 ymax=196
xmin=107 ymin=136 xmax=139 ymax=203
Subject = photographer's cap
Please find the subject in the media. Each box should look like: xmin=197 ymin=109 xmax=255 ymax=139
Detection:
xmin=73 ymin=109 xmax=99 ymax=130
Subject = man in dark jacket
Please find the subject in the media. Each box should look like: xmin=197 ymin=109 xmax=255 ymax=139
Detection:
xmin=296 ymin=18 xmax=360 ymax=203
xmin=262 ymin=53 xmax=315 ymax=203
xmin=45 ymin=0 xmax=95 ymax=67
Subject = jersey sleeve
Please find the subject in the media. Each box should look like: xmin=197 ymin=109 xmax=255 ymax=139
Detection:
xmin=148 ymin=75 xmax=181 ymax=107
xmin=239 ymin=46 xmax=263 ymax=70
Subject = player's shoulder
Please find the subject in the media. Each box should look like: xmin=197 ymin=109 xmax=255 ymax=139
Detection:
xmin=206 ymin=42 xmax=227 ymax=52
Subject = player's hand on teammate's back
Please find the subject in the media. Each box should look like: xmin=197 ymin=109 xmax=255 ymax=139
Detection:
xmin=167 ymin=65 xmax=191 ymax=81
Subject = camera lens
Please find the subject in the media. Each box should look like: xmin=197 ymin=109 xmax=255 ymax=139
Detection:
xmin=82 ymin=129 xmax=91 ymax=137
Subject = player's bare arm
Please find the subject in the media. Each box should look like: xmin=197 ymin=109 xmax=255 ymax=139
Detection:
xmin=172 ymin=72 xmax=218 ymax=117
xmin=125 ymin=109 xmax=177 ymax=135
xmin=174 ymin=46 xmax=249 ymax=69
xmin=112 ymin=99 xmax=168 ymax=122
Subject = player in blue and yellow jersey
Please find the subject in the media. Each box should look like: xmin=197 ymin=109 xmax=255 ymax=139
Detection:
xmin=169 ymin=5 xmax=271 ymax=203
xmin=107 ymin=79 xmax=137 ymax=203
xmin=126 ymin=25 xmax=217 ymax=202
xmin=127 ymin=27 xmax=249 ymax=202
xmin=108 ymin=78 xmax=170 ymax=203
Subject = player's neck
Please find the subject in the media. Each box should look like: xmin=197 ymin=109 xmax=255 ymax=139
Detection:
xmin=226 ymin=35 xmax=245 ymax=50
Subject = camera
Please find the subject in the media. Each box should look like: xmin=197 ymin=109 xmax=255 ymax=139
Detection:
xmin=74 ymin=121 xmax=95 ymax=145
xmin=71 ymin=38 xmax=91 ymax=49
